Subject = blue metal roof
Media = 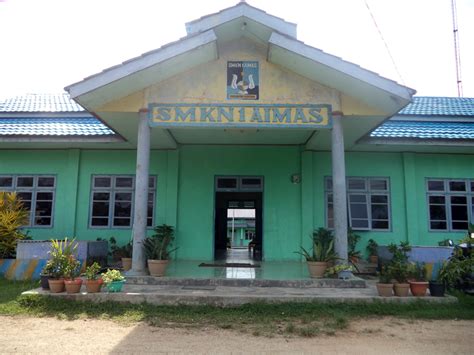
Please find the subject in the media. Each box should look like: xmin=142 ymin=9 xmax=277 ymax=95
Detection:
xmin=0 ymin=117 xmax=115 ymax=136
xmin=0 ymin=93 xmax=85 ymax=112
xmin=399 ymin=97 xmax=474 ymax=117
xmin=370 ymin=121 xmax=474 ymax=140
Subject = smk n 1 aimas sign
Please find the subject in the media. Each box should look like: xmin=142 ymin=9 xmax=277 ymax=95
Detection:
xmin=148 ymin=104 xmax=332 ymax=129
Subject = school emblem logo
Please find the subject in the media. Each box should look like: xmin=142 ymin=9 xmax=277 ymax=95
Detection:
xmin=227 ymin=61 xmax=259 ymax=100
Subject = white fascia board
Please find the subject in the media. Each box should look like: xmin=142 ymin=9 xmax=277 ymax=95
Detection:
xmin=268 ymin=32 xmax=415 ymax=101
xmin=0 ymin=112 xmax=90 ymax=118
xmin=186 ymin=3 xmax=296 ymax=38
xmin=66 ymin=30 xmax=217 ymax=98
xmin=0 ymin=136 xmax=123 ymax=143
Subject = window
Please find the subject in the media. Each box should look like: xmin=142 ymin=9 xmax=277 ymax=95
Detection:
xmin=326 ymin=177 xmax=390 ymax=231
xmin=90 ymin=175 xmax=156 ymax=228
xmin=427 ymin=179 xmax=474 ymax=231
xmin=0 ymin=175 xmax=56 ymax=227
xmin=215 ymin=176 xmax=263 ymax=192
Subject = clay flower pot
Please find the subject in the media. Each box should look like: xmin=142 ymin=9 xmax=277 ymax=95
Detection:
xmin=64 ymin=278 xmax=83 ymax=294
xmin=410 ymin=281 xmax=429 ymax=297
xmin=85 ymin=279 xmax=103 ymax=293
xmin=48 ymin=279 xmax=65 ymax=293
xmin=307 ymin=261 xmax=328 ymax=278
xmin=376 ymin=283 xmax=393 ymax=297
xmin=393 ymin=283 xmax=410 ymax=297
xmin=122 ymin=257 xmax=132 ymax=271
xmin=148 ymin=259 xmax=169 ymax=277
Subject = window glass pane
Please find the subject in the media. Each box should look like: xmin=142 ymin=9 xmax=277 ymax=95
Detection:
xmin=38 ymin=177 xmax=55 ymax=187
xmin=372 ymin=220 xmax=389 ymax=229
xmin=429 ymin=195 xmax=445 ymax=204
xmin=350 ymin=204 xmax=368 ymax=219
xmin=217 ymin=178 xmax=237 ymax=189
xmin=452 ymin=221 xmax=468 ymax=230
xmin=114 ymin=202 xmax=132 ymax=217
xmin=325 ymin=178 xmax=333 ymax=191
xmin=327 ymin=193 xmax=333 ymax=203
xmin=17 ymin=192 xmax=32 ymax=201
xmin=349 ymin=194 xmax=367 ymax=203
xmin=148 ymin=193 xmax=154 ymax=202
xmin=0 ymin=176 xmax=13 ymax=188
xmin=352 ymin=219 xmax=369 ymax=228
xmin=451 ymin=196 xmax=467 ymax=204
xmin=241 ymin=178 xmax=262 ymax=188
xmin=36 ymin=192 xmax=53 ymax=200
xmin=94 ymin=177 xmax=111 ymax=188
xmin=429 ymin=205 xmax=446 ymax=221
xmin=371 ymin=195 xmax=388 ymax=204
xmin=430 ymin=221 xmax=447 ymax=230
xmin=471 ymin=181 xmax=474 ymax=192
xmin=115 ymin=192 xmax=132 ymax=201
xmin=17 ymin=176 xmax=34 ymax=187
xmin=148 ymin=177 xmax=156 ymax=188
xmin=451 ymin=205 xmax=468 ymax=221
xmin=91 ymin=218 xmax=108 ymax=226
xmin=428 ymin=180 xmax=444 ymax=191
xmin=93 ymin=192 xmax=110 ymax=201
xmin=449 ymin=181 xmax=466 ymax=192
xmin=147 ymin=218 xmax=153 ymax=227
xmin=113 ymin=218 xmax=131 ymax=227
xmin=348 ymin=179 xmax=366 ymax=190
xmin=35 ymin=201 xmax=52 ymax=217
xmin=34 ymin=217 xmax=51 ymax=226
xmin=371 ymin=204 xmax=388 ymax=219
xmin=370 ymin=179 xmax=387 ymax=191
xmin=115 ymin=177 xmax=133 ymax=188
xmin=92 ymin=202 xmax=109 ymax=217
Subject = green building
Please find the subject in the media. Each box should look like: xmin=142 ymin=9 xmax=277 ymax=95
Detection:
xmin=0 ymin=2 xmax=473 ymax=276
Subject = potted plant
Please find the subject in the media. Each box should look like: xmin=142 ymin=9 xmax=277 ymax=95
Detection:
xmin=296 ymin=228 xmax=338 ymax=278
xmin=144 ymin=224 xmax=177 ymax=277
xmin=109 ymin=237 xmax=133 ymax=271
xmin=64 ymin=256 xmax=83 ymax=294
xmin=366 ymin=239 xmax=379 ymax=264
xmin=46 ymin=238 xmax=77 ymax=293
xmin=409 ymin=262 xmax=429 ymax=297
xmin=101 ymin=269 xmax=125 ymax=292
xmin=325 ymin=264 xmax=354 ymax=280
xmin=348 ymin=228 xmax=361 ymax=264
xmin=388 ymin=242 xmax=411 ymax=297
xmin=376 ymin=265 xmax=393 ymax=297
xmin=429 ymin=261 xmax=446 ymax=297
xmin=85 ymin=262 xmax=103 ymax=293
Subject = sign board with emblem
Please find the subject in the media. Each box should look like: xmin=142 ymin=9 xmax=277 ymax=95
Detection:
xmin=227 ymin=61 xmax=259 ymax=100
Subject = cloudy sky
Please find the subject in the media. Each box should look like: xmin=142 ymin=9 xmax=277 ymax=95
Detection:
xmin=0 ymin=0 xmax=473 ymax=98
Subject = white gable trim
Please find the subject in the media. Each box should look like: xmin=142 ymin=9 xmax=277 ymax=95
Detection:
xmin=66 ymin=30 xmax=217 ymax=98
xmin=185 ymin=2 xmax=297 ymax=38
xmin=268 ymin=32 xmax=415 ymax=101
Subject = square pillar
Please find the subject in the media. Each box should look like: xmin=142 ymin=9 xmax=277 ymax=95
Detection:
xmin=331 ymin=112 xmax=348 ymax=263
xmin=128 ymin=109 xmax=151 ymax=276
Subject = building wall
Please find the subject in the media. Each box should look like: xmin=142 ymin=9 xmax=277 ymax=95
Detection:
xmin=0 ymin=148 xmax=472 ymax=260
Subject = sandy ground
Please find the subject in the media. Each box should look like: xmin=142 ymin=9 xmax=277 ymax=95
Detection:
xmin=0 ymin=316 xmax=472 ymax=354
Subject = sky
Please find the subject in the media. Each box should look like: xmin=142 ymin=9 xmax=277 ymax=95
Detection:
xmin=0 ymin=0 xmax=473 ymax=99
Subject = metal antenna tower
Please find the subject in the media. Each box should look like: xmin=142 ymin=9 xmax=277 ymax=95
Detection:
xmin=451 ymin=0 xmax=463 ymax=97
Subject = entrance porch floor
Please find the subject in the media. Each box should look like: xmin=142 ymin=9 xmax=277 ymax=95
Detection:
xmin=24 ymin=280 xmax=457 ymax=306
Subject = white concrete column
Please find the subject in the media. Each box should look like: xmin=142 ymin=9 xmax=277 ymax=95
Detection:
xmin=128 ymin=109 xmax=151 ymax=276
xmin=331 ymin=112 xmax=348 ymax=263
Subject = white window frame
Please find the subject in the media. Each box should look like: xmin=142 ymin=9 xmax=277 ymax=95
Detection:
xmin=89 ymin=175 xmax=156 ymax=229
xmin=426 ymin=178 xmax=474 ymax=232
xmin=0 ymin=175 xmax=56 ymax=228
xmin=325 ymin=176 xmax=391 ymax=231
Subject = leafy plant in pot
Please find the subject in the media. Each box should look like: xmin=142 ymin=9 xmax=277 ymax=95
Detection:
xmin=63 ymin=256 xmax=83 ymax=294
xmin=46 ymin=238 xmax=77 ymax=293
xmin=144 ymin=224 xmax=177 ymax=277
xmin=101 ymin=269 xmax=125 ymax=292
xmin=348 ymin=228 xmax=362 ymax=264
xmin=109 ymin=237 xmax=133 ymax=271
xmin=429 ymin=261 xmax=447 ymax=297
xmin=387 ymin=241 xmax=412 ymax=297
xmin=366 ymin=239 xmax=379 ymax=264
xmin=296 ymin=228 xmax=339 ymax=278
xmin=376 ymin=265 xmax=393 ymax=297
xmin=408 ymin=262 xmax=429 ymax=297
xmin=85 ymin=262 xmax=103 ymax=293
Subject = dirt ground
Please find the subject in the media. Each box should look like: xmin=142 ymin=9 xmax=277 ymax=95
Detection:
xmin=0 ymin=316 xmax=472 ymax=354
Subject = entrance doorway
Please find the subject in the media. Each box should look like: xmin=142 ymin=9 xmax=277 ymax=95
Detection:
xmin=214 ymin=177 xmax=263 ymax=261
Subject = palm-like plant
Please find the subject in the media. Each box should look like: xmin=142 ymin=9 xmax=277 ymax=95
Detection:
xmin=296 ymin=228 xmax=339 ymax=262
xmin=144 ymin=224 xmax=177 ymax=260
xmin=0 ymin=192 xmax=30 ymax=258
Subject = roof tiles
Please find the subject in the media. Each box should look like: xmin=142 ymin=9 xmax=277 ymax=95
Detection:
xmin=0 ymin=93 xmax=85 ymax=112
xmin=370 ymin=121 xmax=474 ymax=140
xmin=399 ymin=97 xmax=474 ymax=117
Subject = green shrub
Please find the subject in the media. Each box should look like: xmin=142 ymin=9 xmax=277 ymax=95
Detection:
xmin=0 ymin=192 xmax=30 ymax=258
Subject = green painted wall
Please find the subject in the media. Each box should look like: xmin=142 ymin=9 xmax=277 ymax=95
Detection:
xmin=0 ymin=148 xmax=473 ymax=261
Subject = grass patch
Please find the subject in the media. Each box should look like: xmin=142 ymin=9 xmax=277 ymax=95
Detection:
xmin=1 ymin=278 xmax=474 ymax=337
